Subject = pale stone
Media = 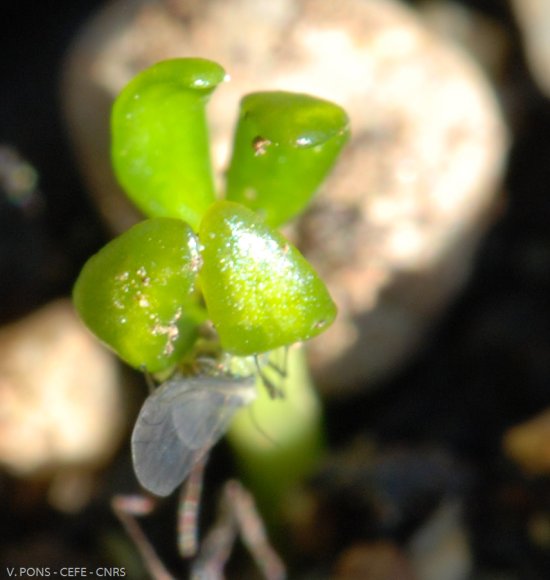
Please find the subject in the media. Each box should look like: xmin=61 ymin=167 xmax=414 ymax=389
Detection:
xmin=63 ymin=0 xmax=508 ymax=394
xmin=511 ymin=0 xmax=550 ymax=97
xmin=0 ymin=300 xmax=125 ymax=508
xmin=503 ymin=408 xmax=550 ymax=475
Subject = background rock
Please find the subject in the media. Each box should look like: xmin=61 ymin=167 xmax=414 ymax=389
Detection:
xmin=63 ymin=0 xmax=508 ymax=395
xmin=503 ymin=408 xmax=550 ymax=475
xmin=511 ymin=0 xmax=550 ymax=97
xmin=0 ymin=300 xmax=125 ymax=511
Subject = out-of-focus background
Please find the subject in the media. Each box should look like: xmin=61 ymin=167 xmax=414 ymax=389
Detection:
xmin=3 ymin=0 xmax=550 ymax=578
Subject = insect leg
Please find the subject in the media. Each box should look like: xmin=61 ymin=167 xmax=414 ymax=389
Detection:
xmin=227 ymin=480 xmax=287 ymax=580
xmin=178 ymin=454 xmax=208 ymax=558
xmin=111 ymin=494 xmax=175 ymax=580
xmin=267 ymin=347 xmax=288 ymax=379
xmin=190 ymin=492 xmax=237 ymax=579
xmin=254 ymin=356 xmax=284 ymax=399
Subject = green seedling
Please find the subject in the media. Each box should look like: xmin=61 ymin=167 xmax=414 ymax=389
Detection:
xmin=74 ymin=57 xmax=349 ymax=555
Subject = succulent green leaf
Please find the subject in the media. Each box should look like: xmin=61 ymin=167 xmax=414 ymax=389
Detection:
xmin=111 ymin=58 xmax=226 ymax=231
xmin=198 ymin=200 xmax=336 ymax=355
xmin=226 ymin=91 xmax=350 ymax=227
xmin=73 ymin=218 xmax=205 ymax=373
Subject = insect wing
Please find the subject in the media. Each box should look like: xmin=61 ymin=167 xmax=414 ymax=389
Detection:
xmin=172 ymin=375 xmax=255 ymax=451
xmin=131 ymin=375 xmax=255 ymax=497
xmin=131 ymin=378 xmax=194 ymax=497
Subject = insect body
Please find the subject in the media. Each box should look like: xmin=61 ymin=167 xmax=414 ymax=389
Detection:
xmin=132 ymin=373 xmax=257 ymax=497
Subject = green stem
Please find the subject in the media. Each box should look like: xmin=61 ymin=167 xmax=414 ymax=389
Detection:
xmin=226 ymin=347 xmax=325 ymax=524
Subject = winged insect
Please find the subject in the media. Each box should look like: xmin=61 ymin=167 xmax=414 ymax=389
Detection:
xmin=132 ymin=372 xmax=257 ymax=497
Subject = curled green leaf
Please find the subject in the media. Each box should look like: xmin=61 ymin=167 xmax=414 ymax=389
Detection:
xmin=198 ymin=200 xmax=337 ymax=355
xmin=226 ymin=91 xmax=350 ymax=227
xmin=73 ymin=218 xmax=205 ymax=373
xmin=111 ymin=58 xmax=226 ymax=230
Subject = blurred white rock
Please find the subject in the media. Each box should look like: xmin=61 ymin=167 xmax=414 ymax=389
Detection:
xmin=63 ymin=0 xmax=508 ymax=395
xmin=511 ymin=0 xmax=550 ymax=96
xmin=0 ymin=300 xmax=125 ymax=510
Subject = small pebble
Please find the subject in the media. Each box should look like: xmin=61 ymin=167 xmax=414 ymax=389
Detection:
xmin=0 ymin=300 xmax=125 ymax=510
